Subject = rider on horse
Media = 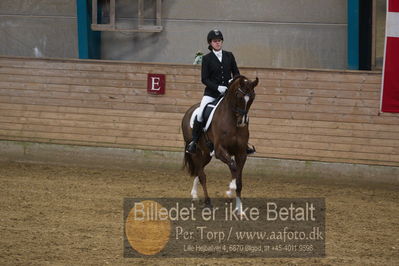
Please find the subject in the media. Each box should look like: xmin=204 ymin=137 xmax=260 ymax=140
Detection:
xmin=186 ymin=29 xmax=256 ymax=155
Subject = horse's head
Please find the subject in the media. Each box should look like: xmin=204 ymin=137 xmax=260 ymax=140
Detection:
xmin=227 ymin=76 xmax=259 ymax=127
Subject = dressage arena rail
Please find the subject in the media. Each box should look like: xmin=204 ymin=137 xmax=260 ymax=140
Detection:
xmin=0 ymin=56 xmax=399 ymax=170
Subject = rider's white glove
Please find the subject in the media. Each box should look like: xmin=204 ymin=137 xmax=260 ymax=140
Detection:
xmin=217 ymin=86 xmax=228 ymax=94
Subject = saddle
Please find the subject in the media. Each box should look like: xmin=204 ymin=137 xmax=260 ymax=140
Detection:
xmin=190 ymin=96 xmax=224 ymax=132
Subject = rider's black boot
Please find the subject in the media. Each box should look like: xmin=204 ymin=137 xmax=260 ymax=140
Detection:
xmin=186 ymin=118 xmax=203 ymax=154
xmin=246 ymin=144 xmax=256 ymax=155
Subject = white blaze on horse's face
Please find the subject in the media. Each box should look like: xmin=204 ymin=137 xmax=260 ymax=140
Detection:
xmin=244 ymin=95 xmax=250 ymax=108
xmin=237 ymin=90 xmax=251 ymax=128
xmin=243 ymin=95 xmax=250 ymax=125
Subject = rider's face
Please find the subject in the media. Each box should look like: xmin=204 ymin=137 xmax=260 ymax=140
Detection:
xmin=210 ymin=39 xmax=223 ymax=51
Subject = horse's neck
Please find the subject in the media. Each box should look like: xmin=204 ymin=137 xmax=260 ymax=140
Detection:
xmin=219 ymin=94 xmax=236 ymax=121
xmin=225 ymin=89 xmax=237 ymax=109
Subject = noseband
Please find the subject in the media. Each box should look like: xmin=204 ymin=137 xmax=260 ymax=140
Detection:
xmin=235 ymin=107 xmax=248 ymax=116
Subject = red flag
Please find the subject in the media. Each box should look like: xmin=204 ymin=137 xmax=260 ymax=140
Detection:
xmin=381 ymin=0 xmax=399 ymax=112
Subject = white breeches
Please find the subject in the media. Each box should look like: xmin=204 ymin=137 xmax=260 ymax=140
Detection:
xmin=196 ymin=95 xmax=216 ymax=122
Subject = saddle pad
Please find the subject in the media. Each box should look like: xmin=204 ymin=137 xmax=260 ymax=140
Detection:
xmin=190 ymin=97 xmax=224 ymax=132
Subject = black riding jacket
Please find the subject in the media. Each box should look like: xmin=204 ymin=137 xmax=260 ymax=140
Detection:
xmin=201 ymin=50 xmax=240 ymax=98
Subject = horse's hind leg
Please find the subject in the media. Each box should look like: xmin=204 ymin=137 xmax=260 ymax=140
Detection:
xmin=191 ymin=152 xmax=212 ymax=207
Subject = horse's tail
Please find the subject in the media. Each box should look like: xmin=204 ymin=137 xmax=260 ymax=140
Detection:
xmin=182 ymin=145 xmax=196 ymax=177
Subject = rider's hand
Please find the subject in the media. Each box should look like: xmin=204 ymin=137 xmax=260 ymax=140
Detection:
xmin=218 ymin=86 xmax=228 ymax=94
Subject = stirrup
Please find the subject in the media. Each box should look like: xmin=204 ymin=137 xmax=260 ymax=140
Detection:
xmin=186 ymin=141 xmax=197 ymax=154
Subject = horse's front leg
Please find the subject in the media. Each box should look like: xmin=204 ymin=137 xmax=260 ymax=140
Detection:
xmin=214 ymin=145 xmax=245 ymax=212
xmin=233 ymin=153 xmax=247 ymax=213
xmin=214 ymin=145 xmax=238 ymax=174
xmin=225 ymin=152 xmax=247 ymax=212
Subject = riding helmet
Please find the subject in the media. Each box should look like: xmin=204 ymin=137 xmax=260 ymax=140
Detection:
xmin=207 ymin=29 xmax=224 ymax=43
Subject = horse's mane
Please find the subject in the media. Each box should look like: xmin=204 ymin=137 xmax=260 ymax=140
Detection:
xmin=225 ymin=75 xmax=247 ymax=101
xmin=228 ymin=75 xmax=247 ymax=88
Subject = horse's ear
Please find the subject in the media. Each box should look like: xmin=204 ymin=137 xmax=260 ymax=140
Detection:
xmin=252 ymin=77 xmax=259 ymax=88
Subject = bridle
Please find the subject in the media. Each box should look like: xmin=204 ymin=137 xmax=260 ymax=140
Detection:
xmin=234 ymin=87 xmax=251 ymax=115
xmin=234 ymin=86 xmax=252 ymax=126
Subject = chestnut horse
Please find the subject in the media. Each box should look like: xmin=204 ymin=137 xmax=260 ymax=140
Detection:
xmin=181 ymin=75 xmax=258 ymax=211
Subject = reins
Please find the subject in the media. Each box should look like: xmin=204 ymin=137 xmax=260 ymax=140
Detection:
xmin=234 ymin=107 xmax=248 ymax=116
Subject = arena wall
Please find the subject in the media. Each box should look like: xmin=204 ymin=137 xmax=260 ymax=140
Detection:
xmin=0 ymin=0 xmax=347 ymax=69
xmin=1 ymin=56 xmax=398 ymax=168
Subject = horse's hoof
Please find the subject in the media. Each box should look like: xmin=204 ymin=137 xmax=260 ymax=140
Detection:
xmin=225 ymin=197 xmax=233 ymax=203
xmin=235 ymin=208 xmax=246 ymax=217
xmin=203 ymin=199 xmax=212 ymax=209
xmin=191 ymin=196 xmax=200 ymax=203
xmin=226 ymin=190 xmax=234 ymax=198
xmin=203 ymin=204 xmax=213 ymax=209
